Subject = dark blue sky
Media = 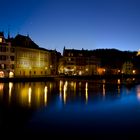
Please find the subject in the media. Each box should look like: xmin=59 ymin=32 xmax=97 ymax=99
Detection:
xmin=1 ymin=0 xmax=140 ymax=53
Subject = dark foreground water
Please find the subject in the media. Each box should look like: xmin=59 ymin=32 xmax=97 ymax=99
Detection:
xmin=0 ymin=79 xmax=140 ymax=138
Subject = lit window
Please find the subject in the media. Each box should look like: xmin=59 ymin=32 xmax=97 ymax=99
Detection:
xmin=0 ymin=71 xmax=4 ymax=77
xmin=0 ymin=38 xmax=2 ymax=43
xmin=9 ymin=72 xmax=14 ymax=78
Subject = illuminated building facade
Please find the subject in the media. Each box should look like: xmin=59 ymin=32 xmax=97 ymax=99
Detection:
xmin=11 ymin=34 xmax=61 ymax=77
xmin=0 ymin=33 xmax=61 ymax=77
xmin=122 ymin=61 xmax=135 ymax=75
xmin=58 ymin=48 xmax=100 ymax=75
xmin=14 ymin=47 xmax=51 ymax=76
xmin=0 ymin=32 xmax=15 ymax=77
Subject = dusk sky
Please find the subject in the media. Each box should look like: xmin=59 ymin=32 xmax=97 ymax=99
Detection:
xmin=1 ymin=0 xmax=140 ymax=53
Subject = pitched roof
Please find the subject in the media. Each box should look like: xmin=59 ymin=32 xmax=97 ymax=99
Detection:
xmin=11 ymin=34 xmax=39 ymax=48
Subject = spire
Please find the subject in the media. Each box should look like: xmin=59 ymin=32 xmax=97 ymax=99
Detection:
xmin=8 ymin=25 xmax=10 ymax=39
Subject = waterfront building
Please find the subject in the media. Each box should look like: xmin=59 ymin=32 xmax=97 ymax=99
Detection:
xmin=0 ymin=32 xmax=14 ymax=77
xmin=11 ymin=34 xmax=61 ymax=77
xmin=0 ymin=33 xmax=61 ymax=77
xmin=58 ymin=48 xmax=100 ymax=75
xmin=122 ymin=61 xmax=134 ymax=75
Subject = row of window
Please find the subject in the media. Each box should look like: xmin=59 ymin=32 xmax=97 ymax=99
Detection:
xmin=0 ymin=47 xmax=15 ymax=52
xmin=0 ymin=55 xmax=14 ymax=61
xmin=18 ymin=52 xmax=48 ymax=59
xmin=19 ymin=71 xmax=47 ymax=75
xmin=0 ymin=64 xmax=14 ymax=69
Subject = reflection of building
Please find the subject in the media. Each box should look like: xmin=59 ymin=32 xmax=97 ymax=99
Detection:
xmin=0 ymin=32 xmax=14 ymax=77
xmin=58 ymin=48 xmax=100 ymax=75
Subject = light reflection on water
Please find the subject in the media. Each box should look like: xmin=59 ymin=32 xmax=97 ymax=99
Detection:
xmin=0 ymin=79 xmax=138 ymax=107
xmin=1 ymin=79 xmax=140 ymax=136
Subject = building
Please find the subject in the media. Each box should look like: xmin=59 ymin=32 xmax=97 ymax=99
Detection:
xmin=0 ymin=32 xmax=14 ymax=77
xmin=58 ymin=48 xmax=100 ymax=76
xmin=11 ymin=34 xmax=61 ymax=77
xmin=0 ymin=33 xmax=61 ymax=77
xmin=122 ymin=61 xmax=134 ymax=75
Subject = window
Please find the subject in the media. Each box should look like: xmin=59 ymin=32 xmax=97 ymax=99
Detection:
xmin=11 ymin=64 xmax=14 ymax=69
xmin=0 ymin=55 xmax=6 ymax=60
xmin=34 ymin=71 xmax=36 ymax=75
xmin=1 ymin=47 xmax=6 ymax=52
xmin=0 ymin=38 xmax=2 ymax=43
xmin=10 ymin=48 xmax=15 ymax=52
xmin=29 ymin=71 xmax=31 ymax=75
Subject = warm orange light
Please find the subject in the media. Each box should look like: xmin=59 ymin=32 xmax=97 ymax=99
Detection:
xmin=0 ymin=71 xmax=4 ymax=78
xmin=133 ymin=70 xmax=136 ymax=74
xmin=117 ymin=79 xmax=121 ymax=84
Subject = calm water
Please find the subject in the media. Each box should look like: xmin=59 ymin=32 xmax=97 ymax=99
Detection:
xmin=1 ymin=79 xmax=140 ymax=138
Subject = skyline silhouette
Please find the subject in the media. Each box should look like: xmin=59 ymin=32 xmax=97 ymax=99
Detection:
xmin=1 ymin=0 xmax=140 ymax=53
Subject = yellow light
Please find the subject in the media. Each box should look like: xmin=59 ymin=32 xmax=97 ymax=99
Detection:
xmin=9 ymin=72 xmax=14 ymax=78
xmin=85 ymin=82 xmax=88 ymax=103
xmin=9 ymin=82 xmax=13 ymax=102
xmin=86 ymin=68 xmax=88 ymax=71
xmin=74 ymin=82 xmax=76 ymax=95
xmin=44 ymin=86 xmax=48 ymax=105
xmin=63 ymin=81 xmax=68 ymax=104
xmin=117 ymin=79 xmax=121 ymax=84
xmin=0 ymin=71 xmax=4 ymax=78
xmin=118 ymin=70 xmax=120 ymax=73
xmin=133 ymin=70 xmax=136 ymax=74
xmin=71 ymin=81 xmax=74 ymax=87
xmin=0 ymin=38 xmax=2 ymax=43
xmin=79 ymin=71 xmax=82 ymax=75
xmin=28 ymin=87 xmax=32 ymax=106
xmin=59 ymin=80 xmax=63 ymax=100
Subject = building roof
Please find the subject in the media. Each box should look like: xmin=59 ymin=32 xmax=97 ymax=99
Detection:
xmin=63 ymin=48 xmax=96 ymax=57
xmin=0 ymin=32 xmax=4 ymax=37
xmin=10 ymin=34 xmax=39 ymax=48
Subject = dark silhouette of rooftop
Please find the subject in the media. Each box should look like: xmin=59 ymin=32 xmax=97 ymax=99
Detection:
xmin=0 ymin=32 xmax=4 ymax=36
xmin=10 ymin=34 xmax=39 ymax=48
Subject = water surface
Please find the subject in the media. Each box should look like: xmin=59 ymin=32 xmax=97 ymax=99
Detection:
xmin=0 ymin=79 xmax=140 ymax=138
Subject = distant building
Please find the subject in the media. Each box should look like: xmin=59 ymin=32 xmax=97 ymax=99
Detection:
xmin=58 ymin=48 xmax=100 ymax=75
xmin=0 ymin=32 xmax=14 ymax=77
xmin=122 ymin=61 xmax=134 ymax=75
